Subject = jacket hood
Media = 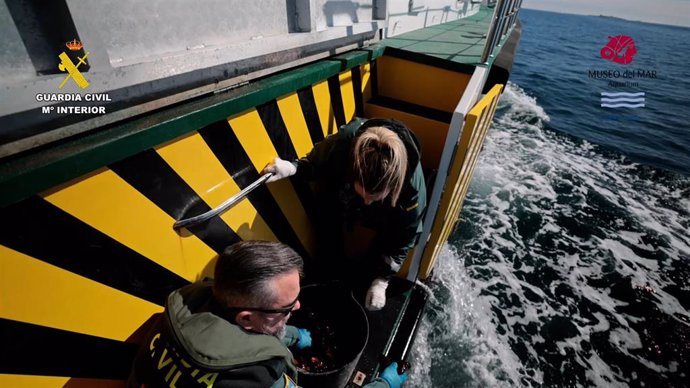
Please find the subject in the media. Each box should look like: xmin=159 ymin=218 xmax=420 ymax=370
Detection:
xmin=164 ymin=282 xmax=294 ymax=371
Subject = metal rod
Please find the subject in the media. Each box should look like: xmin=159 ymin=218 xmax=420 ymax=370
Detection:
xmin=480 ymin=0 xmax=508 ymax=63
xmin=173 ymin=172 xmax=274 ymax=230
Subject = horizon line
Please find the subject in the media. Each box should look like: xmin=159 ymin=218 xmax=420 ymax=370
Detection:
xmin=521 ymin=6 xmax=690 ymax=29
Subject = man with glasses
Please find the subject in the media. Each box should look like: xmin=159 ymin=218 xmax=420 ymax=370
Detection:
xmin=127 ymin=240 xmax=311 ymax=388
xmin=128 ymin=240 xmax=409 ymax=388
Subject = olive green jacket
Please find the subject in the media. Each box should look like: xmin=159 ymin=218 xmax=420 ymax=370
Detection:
xmin=128 ymin=282 xmax=395 ymax=388
xmin=128 ymin=282 xmax=299 ymax=388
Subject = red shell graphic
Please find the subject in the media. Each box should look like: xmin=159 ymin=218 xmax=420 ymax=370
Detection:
xmin=600 ymin=35 xmax=637 ymax=64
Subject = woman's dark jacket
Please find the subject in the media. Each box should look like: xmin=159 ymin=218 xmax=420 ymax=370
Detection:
xmin=295 ymin=117 xmax=427 ymax=279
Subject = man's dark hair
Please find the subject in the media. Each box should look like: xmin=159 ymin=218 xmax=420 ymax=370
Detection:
xmin=213 ymin=240 xmax=303 ymax=308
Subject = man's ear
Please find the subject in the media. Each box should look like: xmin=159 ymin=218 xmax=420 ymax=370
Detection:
xmin=235 ymin=311 xmax=257 ymax=331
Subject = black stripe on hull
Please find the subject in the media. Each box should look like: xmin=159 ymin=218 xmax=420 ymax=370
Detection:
xmin=351 ymin=66 xmax=364 ymax=118
xmin=0 ymin=318 xmax=137 ymax=379
xmin=327 ymin=75 xmax=347 ymax=128
xmin=256 ymin=101 xmax=297 ymax=160
xmin=110 ymin=149 xmax=241 ymax=253
xmin=0 ymin=196 xmax=188 ymax=306
xmin=297 ymin=86 xmax=325 ymax=145
xmin=256 ymin=101 xmax=318 ymax=223
xmin=198 ymin=120 xmax=309 ymax=258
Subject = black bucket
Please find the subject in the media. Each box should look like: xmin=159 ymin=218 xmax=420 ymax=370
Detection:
xmin=290 ymin=283 xmax=369 ymax=388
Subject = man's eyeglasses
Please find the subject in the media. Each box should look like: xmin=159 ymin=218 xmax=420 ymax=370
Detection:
xmin=229 ymin=296 xmax=299 ymax=317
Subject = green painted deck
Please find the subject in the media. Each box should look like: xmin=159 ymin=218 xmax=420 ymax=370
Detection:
xmin=382 ymin=5 xmax=508 ymax=66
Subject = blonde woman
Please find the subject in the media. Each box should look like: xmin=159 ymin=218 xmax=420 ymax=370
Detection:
xmin=263 ymin=118 xmax=426 ymax=312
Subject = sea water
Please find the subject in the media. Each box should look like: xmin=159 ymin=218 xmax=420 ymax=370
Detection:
xmin=409 ymin=9 xmax=690 ymax=388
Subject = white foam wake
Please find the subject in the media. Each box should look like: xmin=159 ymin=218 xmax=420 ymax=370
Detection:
xmin=409 ymin=82 xmax=690 ymax=387
xmin=407 ymin=245 xmax=522 ymax=388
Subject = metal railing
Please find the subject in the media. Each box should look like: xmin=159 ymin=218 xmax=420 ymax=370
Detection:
xmin=173 ymin=173 xmax=273 ymax=230
xmin=480 ymin=0 xmax=522 ymax=63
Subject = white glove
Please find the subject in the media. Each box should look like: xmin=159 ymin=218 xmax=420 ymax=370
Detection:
xmin=263 ymin=157 xmax=297 ymax=183
xmin=365 ymin=278 xmax=389 ymax=311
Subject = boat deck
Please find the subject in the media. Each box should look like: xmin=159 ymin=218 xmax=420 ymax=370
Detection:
xmin=383 ymin=6 xmax=503 ymax=66
xmin=346 ymin=278 xmax=429 ymax=387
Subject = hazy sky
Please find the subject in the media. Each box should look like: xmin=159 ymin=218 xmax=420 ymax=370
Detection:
xmin=522 ymin=0 xmax=690 ymax=27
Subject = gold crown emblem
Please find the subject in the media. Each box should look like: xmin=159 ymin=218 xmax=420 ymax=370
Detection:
xmin=66 ymin=39 xmax=83 ymax=51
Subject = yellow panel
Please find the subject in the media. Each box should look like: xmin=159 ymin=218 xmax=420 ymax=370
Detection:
xmin=449 ymin=97 xmax=501 ymax=225
xmin=377 ymin=55 xmax=471 ymax=113
xmin=364 ymin=103 xmax=449 ymax=170
xmin=451 ymin=94 xmax=501 ymax=214
xmin=156 ymin=132 xmax=277 ymax=242
xmin=0 ymin=375 xmax=124 ymax=388
xmin=42 ymin=169 xmax=215 ymax=281
xmin=228 ymin=111 xmax=316 ymax=256
xmin=419 ymin=84 xmax=503 ymax=279
xmin=455 ymin=109 xmax=495 ymax=203
xmin=0 ymin=375 xmax=69 ymax=388
xmin=422 ymin=109 xmax=490 ymax=277
xmin=0 ymin=246 xmax=162 ymax=341
xmin=361 ymin=63 xmax=372 ymax=101
xmin=442 ymin=143 xmax=483 ymax=242
xmin=339 ymin=71 xmax=356 ymax=122
xmin=276 ymin=93 xmax=315 ymax=157
xmin=312 ymin=80 xmax=338 ymax=137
